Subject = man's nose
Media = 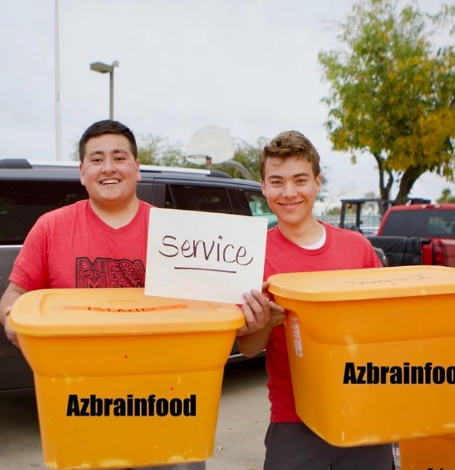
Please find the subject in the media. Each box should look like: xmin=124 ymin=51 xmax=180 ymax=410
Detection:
xmin=101 ymin=157 xmax=116 ymax=172
xmin=282 ymin=182 xmax=297 ymax=197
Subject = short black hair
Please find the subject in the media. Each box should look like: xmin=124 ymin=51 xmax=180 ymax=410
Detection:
xmin=78 ymin=120 xmax=138 ymax=161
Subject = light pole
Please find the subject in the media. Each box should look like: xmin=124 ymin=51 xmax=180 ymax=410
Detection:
xmin=90 ymin=61 xmax=119 ymax=120
xmin=54 ymin=0 xmax=62 ymax=160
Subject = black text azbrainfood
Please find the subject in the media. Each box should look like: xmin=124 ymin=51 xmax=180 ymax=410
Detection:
xmin=66 ymin=394 xmax=197 ymax=417
xmin=343 ymin=362 xmax=455 ymax=385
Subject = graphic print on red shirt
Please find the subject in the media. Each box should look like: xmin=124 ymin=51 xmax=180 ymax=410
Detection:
xmin=75 ymin=257 xmax=146 ymax=288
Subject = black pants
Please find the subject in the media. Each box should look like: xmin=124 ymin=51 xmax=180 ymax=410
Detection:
xmin=264 ymin=422 xmax=393 ymax=470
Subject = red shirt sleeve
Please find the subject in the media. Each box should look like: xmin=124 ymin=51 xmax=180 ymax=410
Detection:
xmin=10 ymin=216 xmax=50 ymax=290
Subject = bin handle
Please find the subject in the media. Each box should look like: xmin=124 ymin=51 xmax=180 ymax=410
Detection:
xmin=62 ymin=304 xmax=187 ymax=313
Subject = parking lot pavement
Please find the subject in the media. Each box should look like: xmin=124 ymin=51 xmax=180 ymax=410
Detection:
xmin=209 ymin=357 xmax=270 ymax=470
xmin=0 ymin=388 xmax=43 ymax=470
xmin=0 ymin=357 xmax=270 ymax=470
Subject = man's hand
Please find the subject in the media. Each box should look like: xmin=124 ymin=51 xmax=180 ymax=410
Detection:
xmin=237 ymin=282 xmax=286 ymax=337
xmin=4 ymin=307 xmax=19 ymax=348
xmin=268 ymin=299 xmax=287 ymax=326
xmin=0 ymin=282 xmax=28 ymax=349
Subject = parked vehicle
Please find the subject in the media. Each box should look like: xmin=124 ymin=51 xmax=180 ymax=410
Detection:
xmin=340 ymin=198 xmax=455 ymax=268
xmin=0 ymin=158 xmax=277 ymax=391
xmin=376 ymin=203 xmax=455 ymax=267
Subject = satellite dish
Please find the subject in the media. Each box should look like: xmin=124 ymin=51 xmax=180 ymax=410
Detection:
xmin=187 ymin=126 xmax=234 ymax=165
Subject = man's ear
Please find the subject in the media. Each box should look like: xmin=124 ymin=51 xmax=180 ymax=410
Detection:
xmin=136 ymin=159 xmax=141 ymax=182
xmin=316 ymin=173 xmax=322 ymax=193
xmin=79 ymin=162 xmax=85 ymax=187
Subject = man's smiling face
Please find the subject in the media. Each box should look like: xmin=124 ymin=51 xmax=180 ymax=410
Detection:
xmin=261 ymin=156 xmax=321 ymax=231
xmin=79 ymin=133 xmax=141 ymax=209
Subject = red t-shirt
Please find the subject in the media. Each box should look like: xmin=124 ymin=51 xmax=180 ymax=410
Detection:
xmin=264 ymin=223 xmax=381 ymax=423
xmin=10 ymin=200 xmax=151 ymax=290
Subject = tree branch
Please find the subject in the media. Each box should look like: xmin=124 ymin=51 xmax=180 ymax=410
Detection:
xmin=395 ymin=166 xmax=424 ymax=205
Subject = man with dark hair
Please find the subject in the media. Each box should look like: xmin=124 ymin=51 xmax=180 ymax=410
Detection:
xmin=0 ymin=119 xmax=271 ymax=470
xmin=237 ymin=131 xmax=393 ymax=469
xmin=1 ymin=120 xmax=145 ymax=344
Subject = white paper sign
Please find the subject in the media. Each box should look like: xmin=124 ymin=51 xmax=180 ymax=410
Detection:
xmin=145 ymin=208 xmax=268 ymax=303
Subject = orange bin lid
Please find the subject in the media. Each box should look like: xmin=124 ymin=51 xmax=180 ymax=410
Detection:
xmin=268 ymin=265 xmax=455 ymax=302
xmin=10 ymin=288 xmax=244 ymax=336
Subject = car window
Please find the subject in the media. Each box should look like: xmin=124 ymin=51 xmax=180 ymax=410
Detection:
xmin=244 ymin=190 xmax=277 ymax=228
xmin=164 ymin=185 xmax=234 ymax=214
xmin=428 ymin=214 xmax=455 ymax=236
xmin=0 ymin=180 xmax=88 ymax=244
xmin=382 ymin=210 xmax=455 ymax=238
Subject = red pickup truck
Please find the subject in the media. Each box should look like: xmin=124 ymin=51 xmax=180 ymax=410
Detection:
xmin=340 ymin=199 xmax=455 ymax=267
xmin=375 ymin=204 xmax=455 ymax=267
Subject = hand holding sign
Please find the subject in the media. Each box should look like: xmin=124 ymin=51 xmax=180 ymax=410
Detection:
xmin=238 ymin=282 xmax=286 ymax=337
xmin=145 ymin=208 xmax=268 ymax=303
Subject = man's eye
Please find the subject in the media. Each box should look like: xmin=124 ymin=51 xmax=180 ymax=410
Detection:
xmin=91 ymin=158 xmax=102 ymax=163
xmin=296 ymin=179 xmax=307 ymax=184
xmin=114 ymin=156 xmax=126 ymax=161
xmin=270 ymin=180 xmax=282 ymax=185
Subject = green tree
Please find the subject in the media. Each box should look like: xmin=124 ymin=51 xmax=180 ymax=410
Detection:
xmin=136 ymin=135 xmax=161 ymax=165
xmin=319 ymin=0 xmax=455 ymax=205
xmin=437 ymin=187 xmax=455 ymax=203
xmin=137 ymin=135 xmax=195 ymax=167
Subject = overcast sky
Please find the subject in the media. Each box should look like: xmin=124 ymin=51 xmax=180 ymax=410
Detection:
xmin=1 ymin=0 xmax=452 ymax=206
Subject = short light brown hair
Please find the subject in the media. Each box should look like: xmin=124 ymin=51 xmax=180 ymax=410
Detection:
xmin=260 ymin=130 xmax=321 ymax=180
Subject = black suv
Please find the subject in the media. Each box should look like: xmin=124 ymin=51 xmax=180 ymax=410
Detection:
xmin=0 ymin=158 xmax=276 ymax=392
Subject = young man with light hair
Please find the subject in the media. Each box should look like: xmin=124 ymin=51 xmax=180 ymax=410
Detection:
xmin=237 ymin=130 xmax=393 ymax=469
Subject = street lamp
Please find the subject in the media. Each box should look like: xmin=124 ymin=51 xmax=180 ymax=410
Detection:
xmin=90 ymin=60 xmax=119 ymax=120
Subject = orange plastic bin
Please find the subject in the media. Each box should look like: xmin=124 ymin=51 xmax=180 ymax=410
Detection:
xmin=268 ymin=266 xmax=455 ymax=447
xmin=399 ymin=434 xmax=455 ymax=469
xmin=10 ymin=288 xmax=244 ymax=469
